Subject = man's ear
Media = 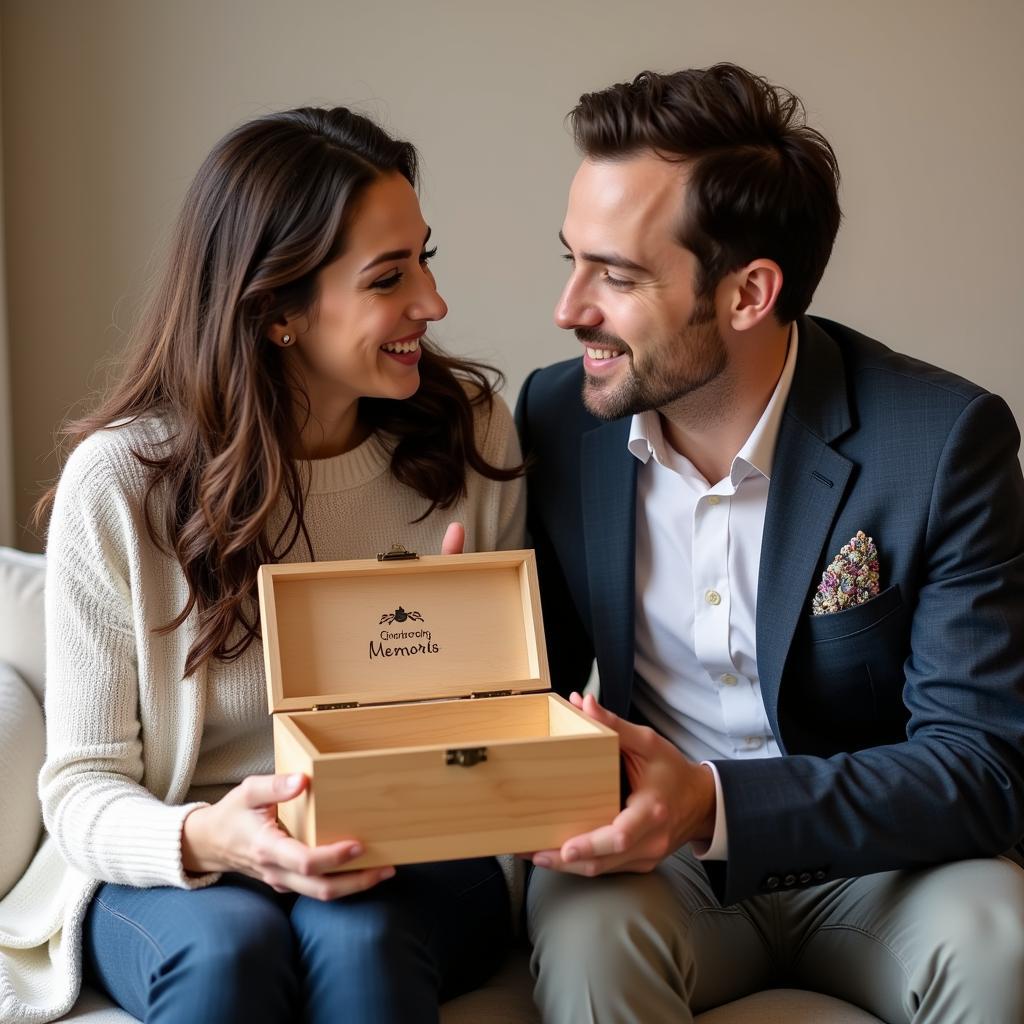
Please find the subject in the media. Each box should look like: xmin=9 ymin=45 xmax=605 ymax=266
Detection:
xmin=728 ymin=259 xmax=783 ymax=331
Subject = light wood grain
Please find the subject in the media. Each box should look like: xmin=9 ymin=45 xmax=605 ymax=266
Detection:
xmin=272 ymin=714 xmax=319 ymax=845
xmin=261 ymin=551 xmax=620 ymax=864
xmin=307 ymin=732 xmax=620 ymax=867
xmin=259 ymin=551 xmax=548 ymax=711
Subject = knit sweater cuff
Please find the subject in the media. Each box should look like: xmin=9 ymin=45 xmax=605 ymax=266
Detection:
xmin=94 ymin=799 xmax=220 ymax=890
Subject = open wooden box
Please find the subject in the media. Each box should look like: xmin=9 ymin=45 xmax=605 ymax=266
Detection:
xmin=258 ymin=549 xmax=619 ymax=870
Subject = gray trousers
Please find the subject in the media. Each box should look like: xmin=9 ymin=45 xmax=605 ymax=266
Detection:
xmin=527 ymin=847 xmax=1024 ymax=1023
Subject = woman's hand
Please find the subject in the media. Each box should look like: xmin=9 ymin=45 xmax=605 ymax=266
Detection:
xmin=182 ymin=772 xmax=395 ymax=900
xmin=441 ymin=521 xmax=465 ymax=555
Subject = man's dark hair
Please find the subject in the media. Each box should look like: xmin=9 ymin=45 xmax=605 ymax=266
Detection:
xmin=569 ymin=63 xmax=841 ymax=323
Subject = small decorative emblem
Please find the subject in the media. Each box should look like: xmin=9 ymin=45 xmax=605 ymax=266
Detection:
xmin=379 ymin=606 xmax=425 ymax=625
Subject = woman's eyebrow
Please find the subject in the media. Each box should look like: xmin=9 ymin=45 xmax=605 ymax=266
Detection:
xmin=360 ymin=227 xmax=433 ymax=273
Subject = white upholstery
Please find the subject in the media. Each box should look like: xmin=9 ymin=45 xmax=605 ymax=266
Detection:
xmin=0 ymin=546 xmax=879 ymax=1023
xmin=0 ymin=665 xmax=46 ymax=898
xmin=0 ymin=547 xmax=45 ymax=701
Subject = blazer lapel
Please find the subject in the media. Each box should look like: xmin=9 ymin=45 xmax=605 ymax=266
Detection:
xmin=756 ymin=318 xmax=854 ymax=741
xmin=581 ymin=418 xmax=637 ymax=718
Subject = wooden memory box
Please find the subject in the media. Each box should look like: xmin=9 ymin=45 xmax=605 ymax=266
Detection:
xmin=258 ymin=548 xmax=619 ymax=870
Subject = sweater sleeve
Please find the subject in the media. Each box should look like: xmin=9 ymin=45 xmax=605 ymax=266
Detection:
xmin=468 ymin=394 xmax=526 ymax=552
xmin=38 ymin=434 xmax=217 ymax=890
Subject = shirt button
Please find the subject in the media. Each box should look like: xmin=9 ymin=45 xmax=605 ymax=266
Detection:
xmin=705 ymin=590 xmax=722 ymax=606
xmin=720 ymin=673 xmax=737 ymax=686
xmin=743 ymin=736 xmax=763 ymax=750
xmin=783 ymin=874 xmax=796 ymax=887
xmin=707 ymin=495 xmax=721 ymax=506
xmin=799 ymin=872 xmax=812 ymax=885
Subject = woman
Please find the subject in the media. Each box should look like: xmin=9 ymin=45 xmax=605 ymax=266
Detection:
xmin=26 ymin=107 xmax=523 ymax=1023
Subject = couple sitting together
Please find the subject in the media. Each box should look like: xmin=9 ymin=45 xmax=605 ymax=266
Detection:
xmin=2 ymin=61 xmax=1023 ymax=1024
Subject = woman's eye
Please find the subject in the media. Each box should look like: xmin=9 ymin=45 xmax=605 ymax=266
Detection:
xmin=605 ymin=272 xmax=633 ymax=290
xmin=370 ymin=271 xmax=402 ymax=290
xmin=419 ymin=246 xmax=438 ymax=264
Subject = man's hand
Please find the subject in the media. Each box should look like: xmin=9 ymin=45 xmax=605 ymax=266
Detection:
xmin=530 ymin=693 xmax=717 ymax=876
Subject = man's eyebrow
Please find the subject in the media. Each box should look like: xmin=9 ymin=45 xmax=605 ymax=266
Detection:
xmin=558 ymin=230 xmax=649 ymax=274
xmin=360 ymin=227 xmax=432 ymax=273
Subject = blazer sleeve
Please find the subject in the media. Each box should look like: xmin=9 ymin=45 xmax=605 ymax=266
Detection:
xmin=713 ymin=392 xmax=1024 ymax=903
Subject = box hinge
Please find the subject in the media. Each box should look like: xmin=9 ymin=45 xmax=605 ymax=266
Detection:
xmin=377 ymin=543 xmax=419 ymax=561
xmin=446 ymin=746 xmax=488 ymax=767
xmin=467 ymin=689 xmax=514 ymax=700
xmin=312 ymin=701 xmax=359 ymax=711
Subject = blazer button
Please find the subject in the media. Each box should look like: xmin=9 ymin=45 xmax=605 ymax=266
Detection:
xmin=783 ymin=874 xmax=796 ymax=887
xmin=814 ymin=870 xmax=827 ymax=882
xmin=799 ymin=872 xmax=812 ymax=885
xmin=765 ymin=875 xmax=780 ymax=890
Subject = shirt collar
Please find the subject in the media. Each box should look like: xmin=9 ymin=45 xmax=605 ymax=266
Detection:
xmin=627 ymin=321 xmax=799 ymax=486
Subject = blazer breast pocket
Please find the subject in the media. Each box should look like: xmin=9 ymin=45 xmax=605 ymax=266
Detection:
xmin=783 ymin=584 xmax=910 ymax=752
xmin=806 ymin=583 xmax=904 ymax=643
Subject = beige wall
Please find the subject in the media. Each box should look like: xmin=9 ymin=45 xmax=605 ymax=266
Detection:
xmin=2 ymin=0 xmax=1022 ymax=551
xmin=0 ymin=21 xmax=13 ymax=546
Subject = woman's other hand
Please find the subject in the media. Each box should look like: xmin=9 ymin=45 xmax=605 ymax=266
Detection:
xmin=441 ymin=521 xmax=465 ymax=555
xmin=182 ymin=773 xmax=395 ymax=899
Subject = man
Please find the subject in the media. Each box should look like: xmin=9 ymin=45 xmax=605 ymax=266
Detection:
xmin=516 ymin=63 xmax=1024 ymax=1023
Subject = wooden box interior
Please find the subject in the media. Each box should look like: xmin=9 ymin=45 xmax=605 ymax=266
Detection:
xmin=283 ymin=690 xmax=604 ymax=755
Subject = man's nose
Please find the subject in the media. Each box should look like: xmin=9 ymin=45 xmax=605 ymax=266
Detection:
xmin=554 ymin=278 xmax=601 ymax=331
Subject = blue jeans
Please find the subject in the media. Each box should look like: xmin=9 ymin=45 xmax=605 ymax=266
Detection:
xmin=83 ymin=858 xmax=511 ymax=1024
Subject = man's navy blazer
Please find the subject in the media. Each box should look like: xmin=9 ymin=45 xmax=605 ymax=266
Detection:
xmin=515 ymin=315 xmax=1024 ymax=905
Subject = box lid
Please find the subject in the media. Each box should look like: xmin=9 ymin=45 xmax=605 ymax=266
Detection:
xmin=258 ymin=549 xmax=551 ymax=713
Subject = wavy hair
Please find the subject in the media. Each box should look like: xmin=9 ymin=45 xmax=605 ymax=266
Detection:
xmin=38 ymin=107 xmax=521 ymax=677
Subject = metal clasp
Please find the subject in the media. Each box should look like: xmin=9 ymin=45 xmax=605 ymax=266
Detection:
xmin=377 ymin=544 xmax=419 ymax=561
xmin=446 ymin=747 xmax=488 ymax=767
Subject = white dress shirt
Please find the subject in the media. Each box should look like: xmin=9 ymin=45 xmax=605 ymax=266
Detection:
xmin=628 ymin=324 xmax=798 ymax=858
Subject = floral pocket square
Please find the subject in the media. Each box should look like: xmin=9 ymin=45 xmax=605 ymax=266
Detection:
xmin=811 ymin=530 xmax=881 ymax=615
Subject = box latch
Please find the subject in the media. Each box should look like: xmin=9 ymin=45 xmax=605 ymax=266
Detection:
xmin=446 ymin=747 xmax=488 ymax=767
xmin=313 ymin=701 xmax=359 ymax=711
xmin=377 ymin=544 xmax=419 ymax=561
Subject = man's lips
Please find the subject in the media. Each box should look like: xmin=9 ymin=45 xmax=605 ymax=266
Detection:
xmin=580 ymin=340 xmax=629 ymax=376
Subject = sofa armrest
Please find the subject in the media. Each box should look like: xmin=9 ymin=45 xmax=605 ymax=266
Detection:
xmin=0 ymin=663 xmax=46 ymax=898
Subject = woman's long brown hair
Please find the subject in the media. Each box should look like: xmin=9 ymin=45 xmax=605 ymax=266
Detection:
xmin=37 ymin=107 xmax=521 ymax=678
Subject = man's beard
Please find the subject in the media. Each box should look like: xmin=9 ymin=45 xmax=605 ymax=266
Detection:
xmin=579 ymin=294 xmax=727 ymax=421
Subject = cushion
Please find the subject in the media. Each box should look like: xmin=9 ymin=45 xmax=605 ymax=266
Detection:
xmin=0 ymin=664 xmax=46 ymax=898
xmin=0 ymin=546 xmax=46 ymax=702
xmin=696 ymin=988 xmax=883 ymax=1022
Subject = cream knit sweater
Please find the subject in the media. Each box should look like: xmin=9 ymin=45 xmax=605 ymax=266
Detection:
xmin=0 ymin=395 xmax=524 ymax=1023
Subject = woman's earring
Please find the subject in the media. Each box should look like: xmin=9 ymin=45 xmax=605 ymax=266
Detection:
xmin=281 ymin=334 xmax=292 ymax=346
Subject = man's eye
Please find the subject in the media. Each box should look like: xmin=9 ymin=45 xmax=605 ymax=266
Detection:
xmin=561 ymin=253 xmax=575 ymax=265
xmin=605 ymin=273 xmax=633 ymax=289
